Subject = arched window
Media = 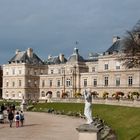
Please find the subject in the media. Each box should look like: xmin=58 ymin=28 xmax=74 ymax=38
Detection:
xmin=41 ymin=91 xmax=45 ymax=97
xmin=56 ymin=91 xmax=60 ymax=98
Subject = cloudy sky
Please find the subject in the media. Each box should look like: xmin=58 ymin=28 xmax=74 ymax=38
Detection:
xmin=0 ymin=0 xmax=140 ymax=64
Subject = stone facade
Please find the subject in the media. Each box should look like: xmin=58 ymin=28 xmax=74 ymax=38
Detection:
xmin=2 ymin=39 xmax=140 ymax=100
xmin=0 ymin=66 xmax=2 ymax=98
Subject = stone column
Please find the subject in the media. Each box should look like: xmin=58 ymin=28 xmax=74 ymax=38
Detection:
xmin=76 ymin=124 xmax=103 ymax=140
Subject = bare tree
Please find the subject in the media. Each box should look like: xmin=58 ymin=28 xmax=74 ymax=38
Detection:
xmin=120 ymin=20 xmax=140 ymax=68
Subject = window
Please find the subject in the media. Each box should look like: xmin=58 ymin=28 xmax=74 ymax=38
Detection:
xmin=6 ymin=91 xmax=8 ymax=97
xmin=19 ymin=80 xmax=22 ymax=87
xmin=6 ymin=81 xmax=9 ymax=87
xmin=34 ymin=81 xmax=37 ymax=87
xmin=42 ymin=80 xmax=45 ymax=87
xmin=19 ymin=70 xmax=22 ymax=74
xmin=57 ymin=91 xmax=60 ymax=98
xmin=51 ymin=70 xmax=53 ymax=74
xmin=12 ymin=94 xmax=15 ymax=97
xmin=12 ymin=69 xmax=15 ymax=75
xmin=92 ymin=67 xmax=95 ymax=72
xmin=57 ymin=80 xmax=60 ymax=87
xmin=28 ymin=80 xmax=31 ymax=87
xmin=41 ymin=91 xmax=45 ymax=97
xmin=6 ymin=69 xmax=9 ymax=75
xmin=62 ymin=77 xmax=63 ymax=86
xmin=40 ymin=70 xmax=44 ymax=75
xmin=104 ymin=64 xmax=108 ymax=70
xmin=49 ymin=80 xmax=52 ymax=87
xmin=84 ymin=79 xmax=87 ymax=87
xmin=34 ymin=70 xmax=37 ymax=75
xmin=58 ymin=69 xmax=61 ymax=74
xmin=66 ymin=79 xmax=71 ymax=87
xmin=116 ymin=77 xmax=120 ymax=86
xmin=104 ymin=76 xmax=108 ymax=86
xmin=12 ymin=81 xmax=15 ymax=87
xmin=128 ymin=76 xmax=133 ymax=86
xmin=116 ymin=62 xmax=120 ymax=70
xmin=28 ymin=70 xmax=30 ymax=75
xmin=93 ymin=79 xmax=97 ymax=87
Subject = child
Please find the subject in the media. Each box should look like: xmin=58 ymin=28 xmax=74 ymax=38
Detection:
xmin=20 ymin=111 xmax=24 ymax=127
xmin=15 ymin=112 xmax=20 ymax=128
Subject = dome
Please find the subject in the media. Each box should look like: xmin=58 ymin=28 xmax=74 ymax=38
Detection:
xmin=67 ymin=48 xmax=85 ymax=62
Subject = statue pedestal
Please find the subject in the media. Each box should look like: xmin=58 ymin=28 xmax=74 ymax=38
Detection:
xmin=20 ymin=103 xmax=27 ymax=111
xmin=76 ymin=124 xmax=103 ymax=140
xmin=20 ymin=99 xmax=27 ymax=111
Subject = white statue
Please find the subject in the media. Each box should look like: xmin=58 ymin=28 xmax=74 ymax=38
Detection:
xmin=83 ymin=88 xmax=93 ymax=124
xmin=20 ymin=96 xmax=27 ymax=111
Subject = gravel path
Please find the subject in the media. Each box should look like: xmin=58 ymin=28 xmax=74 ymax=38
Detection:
xmin=0 ymin=112 xmax=83 ymax=140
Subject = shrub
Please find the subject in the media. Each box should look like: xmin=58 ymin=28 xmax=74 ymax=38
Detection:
xmin=103 ymin=92 xmax=109 ymax=99
xmin=91 ymin=91 xmax=99 ymax=98
xmin=61 ymin=92 xmax=68 ymax=98
xmin=74 ymin=92 xmax=82 ymax=98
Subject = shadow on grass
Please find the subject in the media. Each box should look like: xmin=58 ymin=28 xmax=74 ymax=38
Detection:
xmin=131 ymin=133 xmax=140 ymax=140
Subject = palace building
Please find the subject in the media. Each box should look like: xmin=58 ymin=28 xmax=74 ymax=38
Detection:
xmin=2 ymin=37 xmax=140 ymax=100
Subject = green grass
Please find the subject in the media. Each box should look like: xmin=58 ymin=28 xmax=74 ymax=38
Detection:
xmin=32 ymin=103 xmax=140 ymax=140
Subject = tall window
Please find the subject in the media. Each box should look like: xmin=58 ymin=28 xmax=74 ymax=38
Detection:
xmin=6 ymin=69 xmax=9 ymax=75
xmin=12 ymin=81 xmax=15 ymax=87
xmin=57 ymin=80 xmax=60 ymax=87
xmin=92 ymin=67 xmax=95 ymax=72
xmin=34 ymin=81 xmax=37 ymax=87
xmin=28 ymin=80 xmax=31 ymax=87
xmin=51 ymin=70 xmax=53 ymax=74
xmin=66 ymin=79 xmax=71 ymax=87
xmin=116 ymin=77 xmax=120 ymax=86
xmin=40 ymin=70 xmax=44 ymax=75
xmin=84 ymin=79 xmax=87 ymax=87
xmin=57 ymin=91 xmax=60 ymax=98
xmin=49 ymin=80 xmax=52 ymax=87
xmin=42 ymin=80 xmax=45 ymax=87
xmin=34 ymin=70 xmax=37 ymax=75
xmin=58 ymin=69 xmax=61 ymax=74
xmin=128 ymin=76 xmax=133 ymax=86
xmin=41 ymin=91 xmax=45 ymax=97
xmin=19 ymin=80 xmax=22 ymax=87
xmin=12 ymin=69 xmax=15 ymax=75
xmin=104 ymin=64 xmax=108 ymax=70
xmin=104 ymin=76 xmax=108 ymax=86
xmin=116 ymin=62 xmax=120 ymax=70
xmin=6 ymin=81 xmax=9 ymax=87
xmin=19 ymin=70 xmax=22 ymax=74
xmin=93 ymin=79 xmax=97 ymax=87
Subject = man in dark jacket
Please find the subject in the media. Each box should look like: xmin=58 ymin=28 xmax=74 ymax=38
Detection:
xmin=8 ymin=110 xmax=14 ymax=127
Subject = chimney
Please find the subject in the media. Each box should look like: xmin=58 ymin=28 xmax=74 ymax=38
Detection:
xmin=15 ymin=49 xmax=20 ymax=55
xmin=59 ymin=53 xmax=65 ymax=63
xmin=27 ymin=48 xmax=33 ymax=58
xmin=112 ymin=36 xmax=120 ymax=43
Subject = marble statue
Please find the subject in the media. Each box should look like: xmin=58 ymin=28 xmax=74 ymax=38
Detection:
xmin=83 ymin=88 xmax=93 ymax=124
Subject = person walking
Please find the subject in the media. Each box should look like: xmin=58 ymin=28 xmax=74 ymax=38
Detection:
xmin=20 ymin=111 xmax=24 ymax=127
xmin=8 ymin=110 xmax=14 ymax=128
xmin=15 ymin=112 xmax=20 ymax=128
xmin=83 ymin=88 xmax=93 ymax=124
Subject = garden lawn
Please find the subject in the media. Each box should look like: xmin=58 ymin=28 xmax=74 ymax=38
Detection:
xmin=32 ymin=103 xmax=140 ymax=140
